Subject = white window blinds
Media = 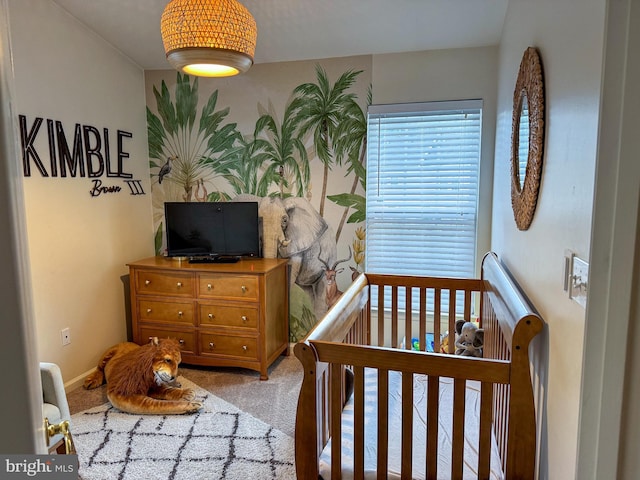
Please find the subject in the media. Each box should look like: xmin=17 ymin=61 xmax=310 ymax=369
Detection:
xmin=365 ymin=100 xmax=482 ymax=279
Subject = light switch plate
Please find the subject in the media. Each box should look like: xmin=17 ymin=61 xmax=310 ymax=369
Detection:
xmin=61 ymin=327 xmax=71 ymax=345
xmin=570 ymin=256 xmax=588 ymax=308
xmin=563 ymin=249 xmax=573 ymax=292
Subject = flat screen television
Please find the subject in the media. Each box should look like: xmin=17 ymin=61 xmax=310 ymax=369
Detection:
xmin=164 ymin=202 xmax=261 ymax=258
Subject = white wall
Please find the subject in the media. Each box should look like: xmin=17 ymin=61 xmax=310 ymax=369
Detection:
xmin=8 ymin=0 xmax=154 ymax=383
xmin=371 ymin=46 xmax=499 ymax=275
xmin=491 ymin=0 xmax=606 ymax=478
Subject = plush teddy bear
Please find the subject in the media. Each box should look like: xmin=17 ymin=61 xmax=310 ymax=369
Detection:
xmin=454 ymin=319 xmax=484 ymax=357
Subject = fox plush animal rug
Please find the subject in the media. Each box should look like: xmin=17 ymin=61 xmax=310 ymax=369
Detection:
xmin=83 ymin=337 xmax=202 ymax=415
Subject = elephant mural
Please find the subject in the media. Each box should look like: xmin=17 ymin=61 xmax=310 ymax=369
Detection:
xmin=233 ymin=194 xmax=337 ymax=323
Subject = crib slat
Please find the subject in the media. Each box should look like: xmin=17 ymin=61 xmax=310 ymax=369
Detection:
xmin=378 ymin=285 xmax=385 ymax=347
xmin=401 ymin=372 xmax=413 ymax=479
xmin=434 ymin=288 xmax=442 ymax=352
xmin=478 ymin=381 xmax=494 ymax=478
xmin=365 ymin=299 xmax=371 ymax=346
xmin=464 ymin=289 xmax=472 ymax=322
xmin=502 ymin=384 xmax=508 ymax=465
xmin=494 ymin=382 xmax=504 ymax=467
xmin=426 ymin=375 xmax=440 ymax=480
xmin=377 ymin=370 xmax=389 ymax=478
xmin=353 ymin=366 xmax=365 ymax=479
xmin=391 ymin=286 xmax=398 ymax=348
xmin=448 ymin=289 xmax=456 ymax=354
xmin=451 ymin=378 xmax=466 ymax=479
xmin=420 ymin=288 xmax=427 ymax=352
xmin=321 ymin=369 xmax=329 ymax=448
xmin=502 ymin=385 xmax=511 ymax=472
xmin=405 ymin=288 xmax=412 ymax=350
xmin=498 ymin=383 xmax=510 ymax=471
xmin=330 ymin=363 xmax=343 ymax=480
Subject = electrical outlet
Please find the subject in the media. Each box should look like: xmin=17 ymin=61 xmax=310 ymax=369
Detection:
xmin=570 ymin=256 xmax=589 ymax=308
xmin=61 ymin=327 xmax=71 ymax=346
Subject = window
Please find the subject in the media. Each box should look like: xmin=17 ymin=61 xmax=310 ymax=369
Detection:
xmin=365 ymin=100 xmax=482 ymax=280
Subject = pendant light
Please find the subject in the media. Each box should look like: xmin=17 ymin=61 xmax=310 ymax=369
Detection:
xmin=161 ymin=0 xmax=257 ymax=77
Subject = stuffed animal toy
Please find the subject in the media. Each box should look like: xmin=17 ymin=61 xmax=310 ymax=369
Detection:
xmin=440 ymin=333 xmax=450 ymax=353
xmin=83 ymin=337 xmax=202 ymax=415
xmin=454 ymin=319 xmax=484 ymax=357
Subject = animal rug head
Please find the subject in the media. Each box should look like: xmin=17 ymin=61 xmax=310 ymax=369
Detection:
xmin=109 ymin=337 xmax=182 ymax=392
xmin=84 ymin=337 xmax=202 ymax=415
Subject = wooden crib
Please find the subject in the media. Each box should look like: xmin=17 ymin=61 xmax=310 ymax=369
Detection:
xmin=294 ymin=252 xmax=543 ymax=479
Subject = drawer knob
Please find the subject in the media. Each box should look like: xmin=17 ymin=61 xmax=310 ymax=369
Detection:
xmin=207 ymin=283 xmax=212 ymax=290
xmin=241 ymin=285 xmax=247 ymax=293
xmin=179 ymin=339 xmax=185 ymax=345
xmin=145 ymin=280 xmax=151 ymax=285
xmin=176 ymin=282 xmax=182 ymax=288
xmin=209 ymin=342 xmax=215 ymax=349
xmin=241 ymin=315 xmax=248 ymax=323
xmin=178 ymin=311 xmax=183 ymax=317
xmin=146 ymin=308 xmax=152 ymax=314
xmin=242 ymin=345 xmax=247 ymax=351
xmin=208 ymin=313 xmax=214 ymax=319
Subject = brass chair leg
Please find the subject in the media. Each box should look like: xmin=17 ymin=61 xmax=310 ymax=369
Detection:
xmin=44 ymin=417 xmax=76 ymax=455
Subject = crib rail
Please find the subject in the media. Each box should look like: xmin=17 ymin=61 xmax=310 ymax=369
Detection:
xmin=482 ymin=253 xmax=543 ymax=477
xmin=294 ymin=253 xmax=543 ymax=480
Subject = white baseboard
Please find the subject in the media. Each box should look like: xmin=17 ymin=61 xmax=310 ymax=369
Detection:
xmin=65 ymin=367 xmax=95 ymax=393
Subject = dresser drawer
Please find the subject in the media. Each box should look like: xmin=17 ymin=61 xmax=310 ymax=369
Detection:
xmin=135 ymin=270 xmax=194 ymax=297
xmin=198 ymin=303 xmax=258 ymax=329
xmin=138 ymin=299 xmax=195 ymax=325
xmin=198 ymin=274 xmax=258 ymax=301
xmin=139 ymin=326 xmax=196 ymax=355
xmin=199 ymin=333 xmax=258 ymax=360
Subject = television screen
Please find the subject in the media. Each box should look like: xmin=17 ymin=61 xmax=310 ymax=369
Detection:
xmin=164 ymin=202 xmax=260 ymax=258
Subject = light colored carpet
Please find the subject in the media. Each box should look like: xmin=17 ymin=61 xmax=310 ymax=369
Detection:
xmin=72 ymin=377 xmax=296 ymax=480
xmin=67 ymin=354 xmax=303 ymax=439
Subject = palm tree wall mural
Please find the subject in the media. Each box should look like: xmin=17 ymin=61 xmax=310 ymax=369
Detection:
xmin=253 ymin=100 xmax=310 ymax=198
xmin=291 ymin=65 xmax=363 ymax=217
xmin=328 ymin=86 xmax=371 ymax=243
xmin=145 ymin=59 xmax=370 ymax=341
xmin=148 ymin=73 xmax=243 ymax=203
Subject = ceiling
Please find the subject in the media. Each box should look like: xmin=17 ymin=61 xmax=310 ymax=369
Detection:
xmin=51 ymin=0 xmax=508 ymax=71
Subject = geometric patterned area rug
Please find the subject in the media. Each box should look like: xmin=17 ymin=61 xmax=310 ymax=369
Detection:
xmin=71 ymin=377 xmax=296 ymax=480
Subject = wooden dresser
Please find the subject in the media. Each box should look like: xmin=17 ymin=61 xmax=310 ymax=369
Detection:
xmin=127 ymin=256 xmax=289 ymax=380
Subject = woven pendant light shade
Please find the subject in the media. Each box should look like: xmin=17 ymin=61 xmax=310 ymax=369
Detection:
xmin=161 ymin=0 xmax=257 ymax=77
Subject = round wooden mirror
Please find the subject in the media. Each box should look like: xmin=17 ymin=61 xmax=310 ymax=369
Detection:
xmin=510 ymin=47 xmax=545 ymax=230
